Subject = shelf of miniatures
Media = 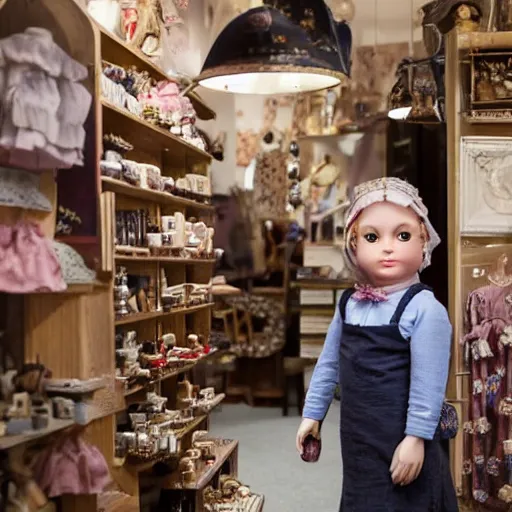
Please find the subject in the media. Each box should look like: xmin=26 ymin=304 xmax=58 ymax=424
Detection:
xmin=0 ymin=0 xmax=264 ymax=511
xmin=445 ymin=26 xmax=512 ymax=510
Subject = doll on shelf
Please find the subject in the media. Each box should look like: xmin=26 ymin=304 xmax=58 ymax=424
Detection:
xmin=296 ymin=177 xmax=458 ymax=511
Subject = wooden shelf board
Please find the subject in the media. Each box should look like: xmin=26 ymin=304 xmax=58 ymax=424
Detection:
xmin=298 ymin=133 xmax=351 ymax=142
xmin=291 ymin=280 xmax=353 ymax=290
xmin=98 ymin=25 xmax=215 ymax=121
xmin=115 ymin=311 xmax=162 ymax=326
xmin=123 ymin=384 xmax=146 ymax=397
xmin=251 ymin=287 xmax=285 ymax=296
xmin=300 ymin=334 xmax=327 ymax=341
xmin=102 ymin=100 xmax=212 ymax=164
xmin=162 ymin=439 xmax=238 ymax=490
xmin=175 ymin=414 xmax=207 ymax=441
xmin=123 ymin=362 xmax=195 ymax=396
xmin=461 ymin=113 xmax=512 ymax=124
xmin=124 ymin=417 xmax=207 ymax=474
xmin=0 ymin=417 xmax=75 ymax=451
xmin=292 ymin=306 xmax=335 ymax=315
xmin=101 ymin=177 xmax=214 ymax=213
xmin=97 ymin=490 xmax=139 ymax=512
xmin=242 ymin=494 xmax=265 ymax=512
xmin=31 ymin=281 xmax=110 ymax=295
xmin=115 ymin=254 xmax=216 ymax=265
xmin=197 ymin=392 xmax=225 ymax=413
xmin=115 ymin=303 xmax=214 ymax=327
xmin=458 ymin=31 xmax=512 ymax=50
xmin=123 ymin=354 xmax=220 ymax=397
xmin=212 ymin=284 xmax=242 ymax=296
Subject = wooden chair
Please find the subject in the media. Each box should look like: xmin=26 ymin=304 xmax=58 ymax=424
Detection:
xmin=212 ymin=308 xmax=235 ymax=341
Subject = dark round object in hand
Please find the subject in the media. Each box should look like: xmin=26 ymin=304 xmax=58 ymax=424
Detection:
xmin=288 ymin=163 xmax=299 ymax=180
xmin=301 ymin=435 xmax=321 ymax=463
xmin=263 ymin=131 xmax=274 ymax=144
xmin=289 ymin=141 xmax=300 ymax=157
xmin=289 ymin=196 xmax=302 ymax=208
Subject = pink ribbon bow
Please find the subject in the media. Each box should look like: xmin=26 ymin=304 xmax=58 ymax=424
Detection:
xmin=352 ymin=284 xmax=388 ymax=303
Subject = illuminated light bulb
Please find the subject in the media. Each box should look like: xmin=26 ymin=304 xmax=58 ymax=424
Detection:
xmin=331 ymin=0 xmax=356 ymax=22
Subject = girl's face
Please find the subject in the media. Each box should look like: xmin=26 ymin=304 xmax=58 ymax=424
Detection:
xmin=353 ymin=201 xmax=424 ymax=287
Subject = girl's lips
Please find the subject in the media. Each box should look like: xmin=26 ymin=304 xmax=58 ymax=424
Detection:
xmin=380 ymin=260 xmax=397 ymax=267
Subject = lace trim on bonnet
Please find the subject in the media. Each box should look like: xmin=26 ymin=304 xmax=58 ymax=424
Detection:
xmin=343 ymin=177 xmax=441 ymax=273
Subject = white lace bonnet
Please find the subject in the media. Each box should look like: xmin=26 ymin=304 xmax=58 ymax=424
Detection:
xmin=344 ymin=177 xmax=441 ymax=272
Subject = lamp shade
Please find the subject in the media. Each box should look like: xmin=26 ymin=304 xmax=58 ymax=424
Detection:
xmin=388 ymin=56 xmax=445 ymax=124
xmin=421 ymin=0 xmax=482 ymax=35
xmin=197 ymin=4 xmax=351 ymax=95
xmin=388 ymin=60 xmax=413 ymax=121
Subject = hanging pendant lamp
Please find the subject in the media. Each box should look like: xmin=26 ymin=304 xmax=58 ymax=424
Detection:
xmin=388 ymin=0 xmax=414 ymax=121
xmin=330 ymin=0 xmax=356 ymax=22
xmin=196 ymin=2 xmax=351 ymax=95
xmin=388 ymin=60 xmax=413 ymax=121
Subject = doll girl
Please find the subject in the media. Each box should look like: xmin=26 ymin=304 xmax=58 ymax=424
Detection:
xmin=296 ymin=177 xmax=458 ymax=511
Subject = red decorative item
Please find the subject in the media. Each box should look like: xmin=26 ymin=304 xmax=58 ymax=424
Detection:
xmin=301 ymin=435 xmax=321 ymax=463
xmin=121 ymin=4 xmax=138 ymax=42
xmin=149 ymin=358 xmax=167 ymax=369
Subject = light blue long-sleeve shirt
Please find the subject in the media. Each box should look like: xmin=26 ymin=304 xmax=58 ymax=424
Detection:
xmin=302 ymin=287 xmax=452 ymax=440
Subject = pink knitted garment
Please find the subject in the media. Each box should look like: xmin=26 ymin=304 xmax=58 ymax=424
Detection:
xmin=33 ymin=436 xmax=110 ymax=497
xmin=0 ymin=222 xmax=66 ymax=293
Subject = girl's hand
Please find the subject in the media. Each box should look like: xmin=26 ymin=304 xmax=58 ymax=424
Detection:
xmin=296 ymin=418 xmax=320 ymax=454
xmin=390 ymin=435 xmax=425 ymax=486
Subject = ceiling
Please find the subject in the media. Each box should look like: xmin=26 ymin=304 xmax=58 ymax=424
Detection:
xmin=328 ymin=0 xmax=425 ymax=46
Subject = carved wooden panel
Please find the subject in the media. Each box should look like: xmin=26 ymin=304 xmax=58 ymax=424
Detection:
xmin=460 ymin=136 xmax=512 ymax=236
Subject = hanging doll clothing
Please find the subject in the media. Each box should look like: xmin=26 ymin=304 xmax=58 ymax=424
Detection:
xmin=0 ymin=221 xmax=66 ymax=293
xmin=33 ymin=436 xmax=110 ymax=497
xmin=0 ymin=166 xmax=52 ymax=211
xmin=0 ymin=27 xmax=92 ymax=171
xmin=252 ymin=148 xmax=288 ymax=221
xmin=462 ymin=284 xmax=512 ymax=508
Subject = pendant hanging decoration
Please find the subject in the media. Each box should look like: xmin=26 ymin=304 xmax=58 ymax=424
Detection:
xmin=196 ymin=0 xmax=352 ymax=95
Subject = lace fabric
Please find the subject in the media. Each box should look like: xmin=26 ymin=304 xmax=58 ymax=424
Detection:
xmin=0 ymin=27 xmax=91 ymax=171
xmin=0 ymin=166 xmax=52 ymax=211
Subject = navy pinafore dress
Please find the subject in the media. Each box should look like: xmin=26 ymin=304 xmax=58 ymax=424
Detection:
xmin=338 ymin=284 xmax=458 ymax=512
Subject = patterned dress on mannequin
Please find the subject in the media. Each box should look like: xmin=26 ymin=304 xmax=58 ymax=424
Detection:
xmin=462 ymin=278 xmax=512 ymax=507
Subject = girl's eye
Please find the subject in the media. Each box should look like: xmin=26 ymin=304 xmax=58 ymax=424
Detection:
xmin=363 ymin=233 xmax=378 ymax=243
xmin=398 ymin=232 xmax=411 ymax=241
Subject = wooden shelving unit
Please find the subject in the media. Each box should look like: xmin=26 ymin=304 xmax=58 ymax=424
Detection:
xmin=0 ymin=2 xmax=122 ymax=511
xmin=102 ymin=101 xmax=212 ymax=164
xmin=0 ymin=3 xmax=261 ymax=511
xmin=162 ymin=439 xmax=238 ymax=490
xmin=114 ymin=303 xmax=214 ymax=327
xmin=96 ymin=24 xmax=216 ymax=122
xmin=93 ymin=18 xmax=258 ymax=511
xmin=101 ymin=177 xmax=214 ymax=213
xmin=291 ymin=279 xmax=353 ymax=290
xmin=292 ymin=279 xmax=352 ymax=359
xmin=445 ymin=28 xmax=512 ymax=506
xmin=0 ymin=417 xmax=76 ymax=451
xmin=114 ymin=254 xmax=216 ymax=265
